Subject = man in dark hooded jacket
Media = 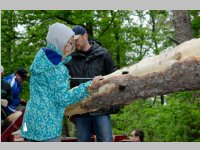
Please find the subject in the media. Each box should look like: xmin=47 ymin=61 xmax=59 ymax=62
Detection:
xmin=66 ymin=25 xmax=118 ymax=142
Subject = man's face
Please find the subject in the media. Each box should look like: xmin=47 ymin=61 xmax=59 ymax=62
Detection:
xmin=74 ymin=34 xmax=87 ymax=51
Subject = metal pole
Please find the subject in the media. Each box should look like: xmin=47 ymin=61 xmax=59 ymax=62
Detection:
xmin=69 ymin=77 xmax=93 ymax=80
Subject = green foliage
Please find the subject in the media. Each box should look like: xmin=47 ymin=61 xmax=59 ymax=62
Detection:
xmin=190 ymin=10 xmax=200 ymax=38
xmin=111 ymin=91 xmax=200 ymax=141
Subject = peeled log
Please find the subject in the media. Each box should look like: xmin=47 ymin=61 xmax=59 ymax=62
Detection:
xmin=65 ymin=38 xmax=200 ymax=117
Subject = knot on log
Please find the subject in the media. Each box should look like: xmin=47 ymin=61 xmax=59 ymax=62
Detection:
xmin=119 ymin=85 xmax=126 ymax=91
xmin=122 ymin=71 xmax=129 ymax=75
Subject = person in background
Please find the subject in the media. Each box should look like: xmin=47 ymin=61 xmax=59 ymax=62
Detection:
xmin=20 ymin=22 xmax=104 ymax=142
xmin=2 ymin=67 xmax=28 ymax=116
xmin=1 ymin=65 xmax=12 ymax=120
xmin=129 ymin=129 xmax=144 ymax=142
xmin=66 ymin=25 xmax=118 ymax=142
xmin=120 ymin=129 xmax=144 ymax=142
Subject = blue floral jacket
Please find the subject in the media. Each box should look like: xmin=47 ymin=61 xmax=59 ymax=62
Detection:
xmin=20 ymin=46 xmax=92 ymax=141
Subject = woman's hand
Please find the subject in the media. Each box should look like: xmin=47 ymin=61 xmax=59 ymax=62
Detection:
xmin=63 ymin=42 xmax=73 ymax=57
xmin=63 ymin=36 xmax=75 ymax=57
xmin=88 ymin=76 xmax=104 ymax=92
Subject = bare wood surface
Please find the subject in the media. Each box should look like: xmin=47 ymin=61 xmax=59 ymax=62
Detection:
xmin=65 ymin=38 xmax=200 ymax=117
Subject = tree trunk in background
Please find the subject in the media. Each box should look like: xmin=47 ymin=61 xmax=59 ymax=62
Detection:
xmin=65 ymin=38 xmax=200 ymax=116
xmin=86 ymin=21 xmax=94 ymax=38
xmin=172 ymin=10 xmax=193 ymax=43
xmin=114 ymin=24 xmax=121 ymax=69
xmin=5 ymin=11 xmax=15 ymax=63
xmin=172 ymin=10 xmax=197 ymax=107
xmin=149 ymin=10 xmax=159 ymax=55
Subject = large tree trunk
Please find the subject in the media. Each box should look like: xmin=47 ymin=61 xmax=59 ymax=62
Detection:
xmin=172 ymin=10 xmax=193 ymax=43
xmin=65 ymin=38 xmax=200 ymax=117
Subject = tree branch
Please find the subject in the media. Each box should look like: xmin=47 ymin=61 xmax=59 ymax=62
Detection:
xmin=99 ymin=10 xmax=119 ymax=37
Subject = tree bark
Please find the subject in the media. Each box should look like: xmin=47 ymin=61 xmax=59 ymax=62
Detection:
xmin=172 ymin=10 xmax=193 ymax=43
xmin=65 ymin=38 xmax=200 ymax=117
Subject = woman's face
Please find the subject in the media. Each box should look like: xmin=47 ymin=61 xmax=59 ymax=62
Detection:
xmin=63 ymin=36 xmax=75 ymax=56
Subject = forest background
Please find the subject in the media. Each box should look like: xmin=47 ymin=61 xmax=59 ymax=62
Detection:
xmin=1 ymin=10 xmax=200 ymax=141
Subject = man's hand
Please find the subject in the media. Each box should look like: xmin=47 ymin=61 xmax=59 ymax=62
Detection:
xmin=1 ymin=99 xmax=8 ymax=107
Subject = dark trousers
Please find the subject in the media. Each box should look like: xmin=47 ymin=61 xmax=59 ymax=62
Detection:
xmin=75 ymin=114 xmax=113 ymax=142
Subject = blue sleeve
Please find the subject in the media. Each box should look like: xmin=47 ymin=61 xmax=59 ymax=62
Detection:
xmin=62 ymin=55 xmax=72 ymax=65
xmin=10 ymin=86 xmax=21 ymax=107
xmin=50 ymin=79 xmax=92 ymax=108
xmin=3 ymin=75 xmax=12 ymax=85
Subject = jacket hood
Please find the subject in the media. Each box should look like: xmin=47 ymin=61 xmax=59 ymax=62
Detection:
xmin=46 ymin=22 xmax=74 ymax=56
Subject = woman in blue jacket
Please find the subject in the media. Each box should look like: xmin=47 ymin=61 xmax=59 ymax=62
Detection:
xmin=20 ymin=23 xmax=103 ymax=142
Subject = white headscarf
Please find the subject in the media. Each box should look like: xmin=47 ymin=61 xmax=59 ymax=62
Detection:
xmin=46 ymin=22 xmax=74 ymax=55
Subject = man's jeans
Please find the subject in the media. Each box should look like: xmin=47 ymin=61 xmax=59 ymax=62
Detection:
xmin=75 ymin=114 xmax=113 ymax=142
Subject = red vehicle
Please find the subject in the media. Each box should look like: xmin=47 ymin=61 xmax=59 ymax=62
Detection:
xmin=1 ymin=101 xmax=127 ymax=142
